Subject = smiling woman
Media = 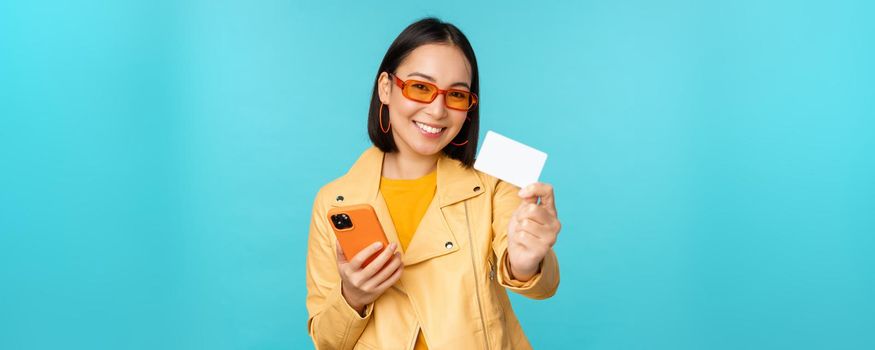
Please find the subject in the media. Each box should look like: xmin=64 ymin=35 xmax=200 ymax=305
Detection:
xmin=375 ymin=43 xmax=477 ymax=170
xmin=305 ymin=18 xmax=563 ymax=350
xmin=367 ymin=19 xmax=481 ymax=171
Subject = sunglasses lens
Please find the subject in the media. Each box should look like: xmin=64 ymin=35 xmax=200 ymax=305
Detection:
xmin=446 ymin=90 xmax=473 ymax=110
xmin=404 ymin=82 xmax=437 ymax=102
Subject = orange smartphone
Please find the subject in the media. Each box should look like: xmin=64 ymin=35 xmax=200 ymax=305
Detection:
xmin=327 ymin=204 xmax=390 ymax=268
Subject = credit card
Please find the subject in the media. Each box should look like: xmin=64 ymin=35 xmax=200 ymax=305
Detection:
xmin=474 ymin=130 xmax=548 ymax=188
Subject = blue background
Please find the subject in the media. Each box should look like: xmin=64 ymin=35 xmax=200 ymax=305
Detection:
xmin=2 ymin=0 xmax=873 ymax=349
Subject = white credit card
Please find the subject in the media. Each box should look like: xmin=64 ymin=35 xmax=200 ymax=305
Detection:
xmin=474 ymin=130 xmax=548 ymax=189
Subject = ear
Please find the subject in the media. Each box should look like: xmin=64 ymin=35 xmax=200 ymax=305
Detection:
xmin=378 ymin=72 xmax=392 ymax=105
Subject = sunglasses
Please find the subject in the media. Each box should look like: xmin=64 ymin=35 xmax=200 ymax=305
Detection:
xmin=390 ymin=73 xmax=478 ymax=111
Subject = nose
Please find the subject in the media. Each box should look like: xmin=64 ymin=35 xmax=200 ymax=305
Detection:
xmin=423 ymin=93 xmax=449 ymax=119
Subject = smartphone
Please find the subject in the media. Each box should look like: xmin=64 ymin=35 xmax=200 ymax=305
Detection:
xmin=327 ymin=204 xmax=391 ymax=268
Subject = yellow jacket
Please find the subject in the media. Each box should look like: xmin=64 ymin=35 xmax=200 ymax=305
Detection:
xmin=306 ymin=146 xmax=560 ymax=350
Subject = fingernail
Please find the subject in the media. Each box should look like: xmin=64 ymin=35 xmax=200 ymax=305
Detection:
xmin=374 ymin=242 xmax=383 ymax=249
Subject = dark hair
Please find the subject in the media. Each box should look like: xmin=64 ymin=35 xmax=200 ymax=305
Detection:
xmin=367 ymin=17 xmax=479 ymax=167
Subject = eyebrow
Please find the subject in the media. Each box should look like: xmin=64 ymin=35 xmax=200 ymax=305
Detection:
xmin=406 ymin=72 xmax=471 ymax=90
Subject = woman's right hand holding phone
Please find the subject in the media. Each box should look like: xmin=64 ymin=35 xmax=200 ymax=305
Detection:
xmin=335 ymin=241 xmax=404 ymax=316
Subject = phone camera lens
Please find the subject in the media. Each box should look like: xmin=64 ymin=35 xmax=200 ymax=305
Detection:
xmin=331 ymin=213 xmax=353 ymax=230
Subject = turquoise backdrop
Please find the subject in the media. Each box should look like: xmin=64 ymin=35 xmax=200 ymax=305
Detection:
xmin=2 ymin=0 xmax=873 ymax=349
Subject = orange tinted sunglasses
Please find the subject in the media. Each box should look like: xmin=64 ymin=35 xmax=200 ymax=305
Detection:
xmin=390 ymin=73 xmax=478 ymax=111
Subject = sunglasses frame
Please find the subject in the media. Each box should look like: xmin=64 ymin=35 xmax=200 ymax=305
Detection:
xmin=390 ymin=73 xmax=478 ymax=111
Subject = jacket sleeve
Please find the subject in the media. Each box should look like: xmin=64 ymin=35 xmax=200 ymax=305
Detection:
xmin=305 ymin=191 xmax=374 ymax=350
xmin=490 ymin=179 xmax=560 ymax=300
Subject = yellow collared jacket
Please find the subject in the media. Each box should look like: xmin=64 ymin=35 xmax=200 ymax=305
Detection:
xmin=306 ymin=147 xmax=560 ymax=349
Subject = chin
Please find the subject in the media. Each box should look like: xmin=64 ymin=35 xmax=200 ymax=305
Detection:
xmin=411 ymin=142 xmax=445 ymax=156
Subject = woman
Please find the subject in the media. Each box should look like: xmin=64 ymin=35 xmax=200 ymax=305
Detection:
xmin=306 ymin=18 xmax=562 ymax=350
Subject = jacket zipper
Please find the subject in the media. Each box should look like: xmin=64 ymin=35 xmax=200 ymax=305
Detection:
xmin=465 ymin=201 xmax=492 ymax=349
xmin=487 ymin=256 xmax=505 ymax=316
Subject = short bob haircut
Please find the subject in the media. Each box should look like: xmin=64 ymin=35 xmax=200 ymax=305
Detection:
xmin=367 ymin=17 xmax=479 ymax=168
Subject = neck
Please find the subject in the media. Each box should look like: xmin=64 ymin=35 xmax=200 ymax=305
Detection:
xmin=382 ymin=149 xmax=439 ymax=180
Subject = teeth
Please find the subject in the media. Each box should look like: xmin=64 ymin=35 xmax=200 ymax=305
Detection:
xmin=415 ymin=121 xmax=443 ymax=134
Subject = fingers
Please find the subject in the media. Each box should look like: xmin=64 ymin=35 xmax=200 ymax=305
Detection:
xmin=519 ymin=194 xmax=538 ymax=205
xmin=335 ymin=239 xmax=348 ymax=263
xmin=514 ymin=213 xmax=559 ymax=246
xmin=360 ymin=242 xmax=398 ymax=277
xmin=517 ymin=218 xmax=551 ymax=241
xmin=364 ymin=252 xmax=403 ymax=290
xmin=510 ymin=226 xmax=540 ymax=248
xmin=518 ymin=182 xmax=556 ymax=212
xmin=516 ymin=203 xmax=553 ymax=225
xmin=514 ymin=224 xmax=556 ymax=250
xmin=349 ymin=241 xmax=386 ymax=268
xmin=374 ymin=261 xmax=404 ymax=291
xmin=336 ymin=241 xmax=404 ymax=309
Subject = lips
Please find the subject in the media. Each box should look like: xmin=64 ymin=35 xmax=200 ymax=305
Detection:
xmin=414 ymin=121 xmax=445 ymax=134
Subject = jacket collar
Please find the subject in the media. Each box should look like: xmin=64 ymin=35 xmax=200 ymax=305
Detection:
xmin=334 ymin=146 xmax=484 ymax=208
xmin=329 ymin=146 xmax=485 ymax=266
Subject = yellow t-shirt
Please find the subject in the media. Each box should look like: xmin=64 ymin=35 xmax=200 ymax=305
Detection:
xmin=380 ymin=169 xmax=436 ymax=350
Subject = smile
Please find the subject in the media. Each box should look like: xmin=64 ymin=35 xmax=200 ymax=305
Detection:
xmin=414 ymin=121 xmax=445 ymax=135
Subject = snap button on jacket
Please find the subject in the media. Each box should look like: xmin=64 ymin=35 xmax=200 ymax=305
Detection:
xmin=306 ymin=147 xmax=560 ymax=350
